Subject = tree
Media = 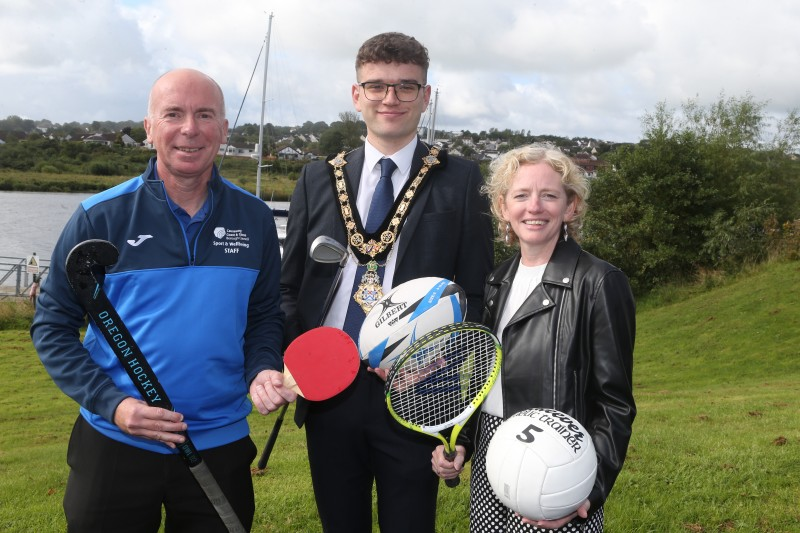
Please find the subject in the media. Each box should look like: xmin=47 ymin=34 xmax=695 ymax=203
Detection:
xmin=0 ymin=115 xmax=36 ymax=134
xmin=338 ymin=111 xmax=365 ymax=148
xmin=584 ymin=129 xmax=716 ymax=292
xmin=583 ymin=95 xmax=800 ymax=294
xmin=318 ymin=128 xmax=345 ymax=155
xmin=128 ymin=127 xmax=147 ymax=143
xmin=312 ymin=121 xmax=329 ymax=135
xmin=457 ymin=143 xmax=476 ymax=158
xmin=318 ymin=112 xmax=365 ymax=154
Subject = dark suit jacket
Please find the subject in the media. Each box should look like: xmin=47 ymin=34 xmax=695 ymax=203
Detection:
xmin=280 ymin=140 xmax=495 ymax=424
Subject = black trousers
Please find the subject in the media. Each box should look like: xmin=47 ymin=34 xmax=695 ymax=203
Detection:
xmin=305 ymin=365 xmax=440 ymax=533
xmin=63 ymin=416 xmax=256 ymax=533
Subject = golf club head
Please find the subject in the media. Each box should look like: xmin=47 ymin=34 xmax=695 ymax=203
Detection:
xmin=310 ymin=235 xmax=347 ymax=265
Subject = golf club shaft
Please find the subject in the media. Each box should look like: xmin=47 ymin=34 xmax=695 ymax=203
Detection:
xmin=257 ymin=238 xmax=347 ymax=471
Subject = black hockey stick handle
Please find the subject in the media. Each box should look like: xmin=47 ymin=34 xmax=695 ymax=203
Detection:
xmin=66 ymin=240 xmax=245 ymax=533
xmin=256 ymin=403 xmax=287 ymax=469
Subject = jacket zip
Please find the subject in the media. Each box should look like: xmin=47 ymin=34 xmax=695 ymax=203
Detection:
xmin=190 ymin=188 xmax=214 ymax=265
xmin=552 ymin=285 xmax=566 ymax=408
xmin=158 ymin=181 xmax=215 ymax=266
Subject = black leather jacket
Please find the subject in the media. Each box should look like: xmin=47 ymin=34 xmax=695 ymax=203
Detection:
xmin=479 ymin=238 xmax=636 ymax=511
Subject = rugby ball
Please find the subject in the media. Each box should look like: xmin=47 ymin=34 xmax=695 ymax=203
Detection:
xmin=485 ymin=408 xmax=597 ymax=521
xmin=358 ymin=277 xmax=466 ymax=369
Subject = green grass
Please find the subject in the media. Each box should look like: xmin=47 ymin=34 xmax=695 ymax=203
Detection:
xmin=1 ymin=261 xmax=799 ymax=532
xmin=609 ymin=260 xmax=800 ymax=532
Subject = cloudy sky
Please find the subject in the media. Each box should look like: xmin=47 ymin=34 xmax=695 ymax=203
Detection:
xmin=1 ymin=0 xmax=797 ymax=143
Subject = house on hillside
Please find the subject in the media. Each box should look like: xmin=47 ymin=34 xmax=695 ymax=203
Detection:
xmin=121 ymin=134 xmax=138 ymax=147
xmin=277 ymin=146 xmax=302 ymax=160
xmin=291 ymin=133 xmax=318 ymax=144
xmin=218 ymin=144 xmax=257 ymax=158
xmin=82 ymin=133 xmax=114 ymax=146
xmin=572 ymin=151 xmax=606 ymax=178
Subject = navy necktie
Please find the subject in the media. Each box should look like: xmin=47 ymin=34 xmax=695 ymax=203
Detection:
xmin=342 ymin=157 xmax=397 ymax=342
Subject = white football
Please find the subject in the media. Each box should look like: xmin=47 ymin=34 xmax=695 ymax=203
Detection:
xmin=358 ymin=277 xmax=466 ymax=369
xmin=485 ymin=408 xmax=597 ymax=521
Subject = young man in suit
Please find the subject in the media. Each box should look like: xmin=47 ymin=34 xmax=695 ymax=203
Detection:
xmin=280 ymin=32 xmax=494 ymax=533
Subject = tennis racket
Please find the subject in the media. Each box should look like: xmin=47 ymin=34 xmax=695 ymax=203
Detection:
xmin=256 ymin=326 xmax=358 ymax=469
xmin=385 ymin=322 xmax=502 ymax=487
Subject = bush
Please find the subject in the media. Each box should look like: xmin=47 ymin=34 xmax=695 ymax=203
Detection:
xmin=39 ymin=165 xmax=60 ymax=174
xmin=766 ymin=217 xmax=800 ymax=261
xmin=130 ymin=150 xmax=154 ymax=164
xmin=87 ymin=161 xmax=119 ymax=176
xmin=0 ymin=301 xmax=34 ymax=330
xmin=700 ymin=204 xmax=772 ymax=273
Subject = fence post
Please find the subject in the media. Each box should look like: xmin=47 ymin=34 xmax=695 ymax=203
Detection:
xmin=15 ymin=263 xmax=22 ymax=297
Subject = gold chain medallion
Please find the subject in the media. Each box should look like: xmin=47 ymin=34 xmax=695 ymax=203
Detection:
xmin=329 ymin=145 xmax=442 ymax=313
xmin=353 ymin=261 xmax=383 ymax=313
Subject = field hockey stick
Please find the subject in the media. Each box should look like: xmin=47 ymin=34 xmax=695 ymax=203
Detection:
xmin=256 ymin=235 xmax=349 ymax=470
xmin=385 ymin=322 xmax=502 ymax=487
xmin=65 ymin=239 xmax=245 ymax=533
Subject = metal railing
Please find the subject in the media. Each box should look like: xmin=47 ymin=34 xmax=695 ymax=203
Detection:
xmin=0 ymin=256 xmax=50 ymax=299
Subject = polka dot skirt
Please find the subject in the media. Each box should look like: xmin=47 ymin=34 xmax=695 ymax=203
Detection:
xmin=469 ymin=412 xmax=604 ymax=533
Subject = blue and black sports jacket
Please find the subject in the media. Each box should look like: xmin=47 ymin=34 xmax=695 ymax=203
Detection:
xmin=32 ymin=157 xmax=284 ymax=453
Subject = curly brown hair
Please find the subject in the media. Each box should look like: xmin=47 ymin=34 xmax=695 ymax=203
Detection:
xmin=355 ymin=32 xmax=429 ymax=81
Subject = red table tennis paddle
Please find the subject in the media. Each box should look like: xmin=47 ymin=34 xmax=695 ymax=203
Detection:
xmin=282 ymin=326 xmax=360 ymax=401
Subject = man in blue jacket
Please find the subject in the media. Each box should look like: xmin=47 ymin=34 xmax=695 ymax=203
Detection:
xmin=31 ymin=68 xmax=294 ymax=532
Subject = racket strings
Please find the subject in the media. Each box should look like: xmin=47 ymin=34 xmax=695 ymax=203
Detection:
xmin=387 ymin=328 xmax=499 ymax=430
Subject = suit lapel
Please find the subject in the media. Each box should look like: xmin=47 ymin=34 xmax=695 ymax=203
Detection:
xmin=324 ymin=147 xmax=364 ymax=245
xmin=396 ymin=141 xmax=434 ymax=262
xmin=344 ymin=147 xmax=365 ymax=199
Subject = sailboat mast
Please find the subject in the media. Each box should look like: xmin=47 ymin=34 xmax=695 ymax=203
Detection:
xmin=427 ymin=87 xmax=439 ymax=144
xmin=255 ymin=12 xmax=274 ymax=200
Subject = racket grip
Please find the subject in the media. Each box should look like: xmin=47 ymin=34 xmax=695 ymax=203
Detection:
xmin=445 ymin=475 xmax=461 ymax=488
xmin=444 ymin=449 xmax=461 ymax=488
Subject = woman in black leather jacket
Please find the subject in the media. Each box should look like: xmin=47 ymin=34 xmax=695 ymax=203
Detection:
xmin=432 ymin=144 xmax=636 ymax=532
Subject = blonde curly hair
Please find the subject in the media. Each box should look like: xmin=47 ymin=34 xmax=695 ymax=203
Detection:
xmin=482 ymin=144 xmax=590 ymax=245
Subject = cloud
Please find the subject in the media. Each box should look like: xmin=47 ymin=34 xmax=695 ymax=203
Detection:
xmin=1 ymin=0 xmax=797 ymax=143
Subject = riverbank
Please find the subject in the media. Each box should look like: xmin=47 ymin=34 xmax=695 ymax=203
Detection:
xmin=0 ymin=167 xmax=297 ymax=199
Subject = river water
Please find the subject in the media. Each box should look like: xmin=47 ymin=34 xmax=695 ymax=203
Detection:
xmin=0 ymin=190 xmax=289 ymax=263
xmin=0 ymin=191 xmax=91 ymax=262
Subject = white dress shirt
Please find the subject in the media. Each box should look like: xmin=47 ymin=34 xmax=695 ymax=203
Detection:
xmin=324 ymin=138 xmax=418 ymax=330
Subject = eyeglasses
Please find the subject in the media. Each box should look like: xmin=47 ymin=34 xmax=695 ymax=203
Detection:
xmin=358 ymin=82 xmax=424 ymax=102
